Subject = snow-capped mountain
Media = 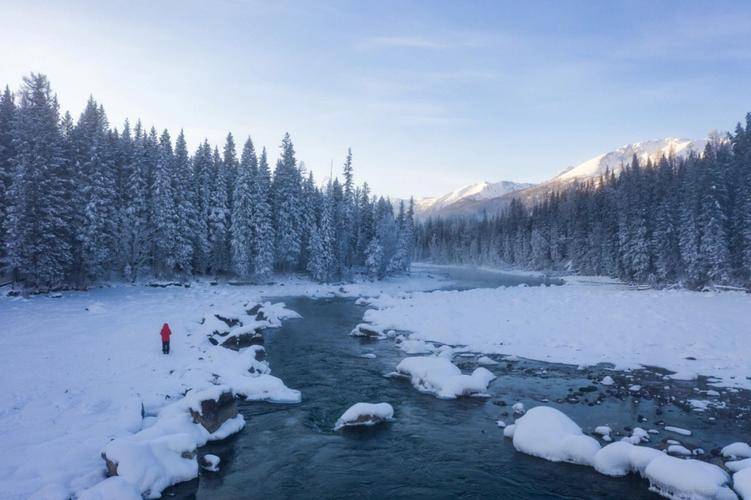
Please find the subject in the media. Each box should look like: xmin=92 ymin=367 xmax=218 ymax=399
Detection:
xmin=552 ymin=137 xmax=707 ymax=184
xmin=416 ymin=137 xmax=707 ymax=219
xmin=415 ymin=181 xmax=534 ymax=217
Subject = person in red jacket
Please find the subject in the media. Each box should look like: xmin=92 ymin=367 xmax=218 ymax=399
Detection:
xmin=160 ymin=323 xmax=172 ymax=354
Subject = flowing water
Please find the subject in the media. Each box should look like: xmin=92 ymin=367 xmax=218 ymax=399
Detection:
xmin=175 ymin=267 xmax=747 ymax=499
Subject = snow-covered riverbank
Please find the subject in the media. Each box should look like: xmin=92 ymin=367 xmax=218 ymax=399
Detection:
xmin=0 ymin=273 xmax=444 ymax=499
xmin=362 ymin=273 xmax=751 ymax=390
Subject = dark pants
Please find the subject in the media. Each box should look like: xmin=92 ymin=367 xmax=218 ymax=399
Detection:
xmin=162 ymin=340 xmax=170 ymax=354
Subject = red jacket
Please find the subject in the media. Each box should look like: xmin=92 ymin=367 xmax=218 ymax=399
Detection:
xmin=160 ymin=323 xmax=172 ymax=342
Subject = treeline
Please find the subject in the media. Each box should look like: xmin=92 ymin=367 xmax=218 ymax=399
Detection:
xmin=416 ymin=115 xmax=751 ymax=289
xmin=0 ymin=74 xmax=414 ymax=290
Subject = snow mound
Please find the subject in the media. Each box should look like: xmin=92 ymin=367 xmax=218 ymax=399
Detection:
xmin=727 ymin=459 xmax=751 ymax=473
xmin=593 ymin=441 xmax=664 ymax=477
xmin=78 ymin=476 xmax=142 ymax=500
xmin=103 ymin=433 xmax=199 ymax=499
xmin=503 ymin=424 xmax=516 ymax=438
xmin=334 ymin=402 xmax=394 ymax=431
xmin=398 ymin=338 xmax=434 ymax=354
xmin=644 ymin=455 xmax=737 ymax=500
xmin=621 ymin=427 xmax=650 ymax=444
xmin=477 ymin=355 xmax=498 ymax=365
xmin=665 ymin=425 xmax=692 ymax=436
xmin=395 ymin=356 xmax=496 ymax=399
xmin=510 ymin=406 xmax=601 ymax=466
xmin=601 ymin=376 xmax=615 ymax=386
xmin=723 ymin=443 xmax=751 ymax=460
xmin=734 ymin=468 xmax=751 ymax=499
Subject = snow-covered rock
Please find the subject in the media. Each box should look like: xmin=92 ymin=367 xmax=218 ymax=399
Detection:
xmin=350 ymin=323 xmax=384 ymax=339
xmin=667 ymin=444 xmax=692 ymax=456
xmin=643 ymin=455 xmax=737 ymax=500
xmin=600 ymin=376 xmax=615 ymax=386
xmin=723 ymin=443 xmax=751 ymax=460
xmin=734 ymin=468 xmax=751 ymax=499
xmin=594 ymin=425 xmax=612 ymax=441
xmin=727 ymin=459 xmax=751 ymax=473
xmin=593 ymin=441 xmax=664 ymax=477
xmin=509 ymin=406 xmax=601 ymax=466
xmin=621 ymin=427 xmax=650 ymax=444
xmin=503 ymin=424 xmax=516 ymax=438
xmin=398 ymin=338 xmax=434 ymax=354
xmin=200 ymin=454 xmax=220 ymax=472
xmin=334 ymin=402 xmax=394 ymax=431
xmin=477 ymin=355 xmax=498 ymax=366
xmin=395 ymin=356 xmax=495 ymax=399
xmin=664 ymin=425 xmax=692 ymax=436
xmin=512 ymin=402 xmax=526 ymax=416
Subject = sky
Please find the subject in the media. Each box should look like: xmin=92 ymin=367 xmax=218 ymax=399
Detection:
xmin=2 ymin=0 xmax=751 ymax=199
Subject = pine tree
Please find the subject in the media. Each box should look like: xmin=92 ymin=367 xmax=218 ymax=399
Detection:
xmin=6 ymin=74 xmax=72 ymax=288
xmin=152 ymin=130 xmax=178 ymax=277
xmin=231 ymin=137 xmax=257 ymax=277
xmin=172 ymin=131 xmax=194 ymax=276
xmin=208 ymin=147 xmax=230 ymax=274
xmin=0 ymin=86 xmax=16 ymax=273
xmin=122 ymin=121 xmax=151 ymax=280
xmin=191 ymin=140 xmax=213 ymax=274
xmin=251 ymin=148 xmax=274 ymax=279
xmin=272 ymin=133 xmax=303 ymax=270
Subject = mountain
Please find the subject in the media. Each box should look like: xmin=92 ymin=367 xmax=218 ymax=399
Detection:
xmin=551 ymin=137 xmax=707 ymax=184
xmin=415 ymin=137 xmax=707 ymax=219
xmin=414 ymin=181 xmax=534 ymax=218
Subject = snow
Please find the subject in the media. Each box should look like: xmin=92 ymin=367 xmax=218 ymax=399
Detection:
xmin=667 ymin=445 xmax=692 ymax=456
xmin=734 ymin=468 xmax=751 ymax=499
xmin=477 ymin=355 xmax=498 ymax=365
xmin=644 ymin=455 xmax=737 ymax=500
xmin=362 ymin=280 xmax=751 ymax=389
xmin=727 ymin=460 xmax=751 ymax=473
xmin=593 ymin=441 xmax=664 ymax=477
xmin=621 ymin=427 xmax=650 ymax=444
xmin=600 ymin=376 xmax=615 ymax=386
xmin=395 ymin=356 xmax=496 ymax=399
xmin=333 ymin=402 xmax=394 ymax=431
xmin=0 ymin=273 xmax=445 ymax=500
xmin=77 ymin=477 xmax=141 ymax=500
xmin=398 ymin=338 xmax=434 ymax=354
xmin=201 ymin=454 xmax=220 ymax=472
xmin=512 ymin=402 xmax=525 ymax=415
xmin=415 ymin=180 xmax=533 ymax=216
xmin=554 ymin=137 xmax=707 ymax=183
xmin=503 ymin=424 xmax=516 ymax=438
xmin=664 ymin=426 xmax=692 ymax=436
xmin=594 ymin=425 xmax=612 ymax=441
xmin=723 ymin=443 xmax=751 ymax=460
xmin=509 ymin=406 xmax=601 ymax=466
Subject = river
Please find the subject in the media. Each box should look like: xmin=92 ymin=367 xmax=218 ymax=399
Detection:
xmin=173 ymin=267 xmax=747 ymax=499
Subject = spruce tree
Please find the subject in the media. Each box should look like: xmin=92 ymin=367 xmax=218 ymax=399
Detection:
xmin=6 ymin=74 xmax=72 ymax=288
xmin=251 ymin=147 xmax=274 ymax=279
xmin=0 ymin=86 xmax=16 ymax=273
xmin=272 ymin=133 xmax=303 ymax=270
xmin=231 ymin=137 xmax=257 ymax=277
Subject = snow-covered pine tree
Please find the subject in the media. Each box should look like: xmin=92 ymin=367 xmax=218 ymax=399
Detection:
xmin=222 ymin=133 xmax=238 ymax=262
xmin=697 ymin=141 xmax=732 ymax=285
xmin=0 ymin=86 xmax=16 ymax=273
xmin=208 ymin=146 xmax=230 ymax=274
xmin=190 ymin=140 xmax=213 ymax=275
xmin=72 ymin=98 xmax=118 ymax=283
xmin=152 ymin=130 xmax=178 ymax=277
xmin=272 ymin=133 xmax=303 ymax=271
xmin=230 ymin=137 xmax=257 ymax=277
xmin=172 ymin=131 xmax=194 ymax=276
xmin=120 ymin=121 xmax=151 ymax=280
xmin=249 ymin=147 xmax=274 ymax=280
xmin=6 ymin=74 xmax=72 ymax=289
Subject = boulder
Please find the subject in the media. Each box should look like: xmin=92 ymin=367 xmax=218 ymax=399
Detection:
xmin=221 ymin=330 xmax=264 ymax=350
xmin=350 ymin=323 xmax=382 ymax=338
xmin=189 ymin=391 xmax=238 ymax=433
xmin=214 ymin=314 xmax=241 ymax=328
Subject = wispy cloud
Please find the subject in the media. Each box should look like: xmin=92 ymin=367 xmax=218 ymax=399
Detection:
xmin=360 ymin=35 xmax=449 ymax=50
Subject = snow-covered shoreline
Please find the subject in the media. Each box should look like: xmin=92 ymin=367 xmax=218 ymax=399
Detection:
xmin=360 ymin=273 xmax=751 ymax=390
xmin=0 ymin=273 xmax=445 ymax=499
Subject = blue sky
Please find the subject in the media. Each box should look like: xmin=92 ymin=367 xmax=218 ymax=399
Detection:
xmin=2 ymin=0 xmax=750 ymax=198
